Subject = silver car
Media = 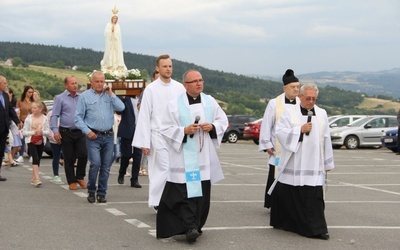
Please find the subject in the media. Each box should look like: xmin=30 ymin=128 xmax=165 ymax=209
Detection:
xmin=329 ymin=115 xmax=366 ymax=128
xmin=330 ymin=115 xmax=398 ymax=149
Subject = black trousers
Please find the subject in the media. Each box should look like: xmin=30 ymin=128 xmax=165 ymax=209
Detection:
xmin=0 ymin=131 xmax=7 ymax=172
xmin=397 ymin=126 xmax=400 ymax=151
xmin=60 ymin=129 xmax=87 ymax=184
xmin=264 ymin=164 xmax=275 ymax=208
xmin=118 ymin=136 xmax=142 ymax=184
xmin=27 ymin=142 xmax=44 ymax=165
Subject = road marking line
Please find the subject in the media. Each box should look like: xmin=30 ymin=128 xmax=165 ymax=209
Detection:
xmin=42 ymin=176 xmax=52 ymax=180
xmin=337 ymin=181 xmax=400 ymax=196
xmin=330 ymin=172 xmax=400 ymax=175
xmin=125 ymin=219 xmax=151 ymax=228
xmin=74 ymin=192 xmax=88 ymax=198
xmin=106 ymin=208 xmax=127 ymax=216
xmin=106 ymin=201 xmax=148 ymax=205
xmin=328 ymin=226 xmax=400 ymax=229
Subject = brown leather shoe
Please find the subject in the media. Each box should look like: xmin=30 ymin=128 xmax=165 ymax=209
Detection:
xmin=77 ymin=180 xmax=87 ymax=189
xmin=69 ymin=183 xmax=78 ymax=190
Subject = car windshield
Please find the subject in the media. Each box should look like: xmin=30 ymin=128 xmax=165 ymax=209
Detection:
xmin=347 ymin=117 xmax=372 ymax=127
xmin=328 ymin=116 xmax=340 ymax=122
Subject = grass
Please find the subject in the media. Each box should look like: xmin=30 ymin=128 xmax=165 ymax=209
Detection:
xmin=29 ymin=65 xmax=89 ymax=85
xmin=358 ymin=97 xmax=400 ymax=112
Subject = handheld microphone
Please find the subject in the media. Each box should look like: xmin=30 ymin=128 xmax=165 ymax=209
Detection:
xmin=306 ymin=110 xmax=313 ymax=136
xmin=190 ymin=116 xmax=201 ymax=138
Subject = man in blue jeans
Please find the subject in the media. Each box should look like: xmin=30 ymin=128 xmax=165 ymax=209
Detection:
xmin=75 ymin=71 xmax=124 ymax=203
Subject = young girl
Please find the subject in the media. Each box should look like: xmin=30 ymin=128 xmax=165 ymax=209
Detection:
xmin=22 ymin=101 xmax=50 ymax=187
xmin=9 ymin=121 xmax=21 ymax=166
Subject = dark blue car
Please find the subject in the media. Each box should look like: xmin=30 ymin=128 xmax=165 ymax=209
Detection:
xmin=380 ymin=128 xmax=398 ymax=152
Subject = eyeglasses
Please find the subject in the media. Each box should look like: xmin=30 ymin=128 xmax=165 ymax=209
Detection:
xmin=305 ymin=97 xmax=318 ymax=102
xmin=185 ymin=79 xmax=204 ymax=84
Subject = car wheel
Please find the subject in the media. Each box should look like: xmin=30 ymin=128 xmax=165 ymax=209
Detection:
xmin=344 ymin=135 xmax=359 ymax=149
xmin=227 ymin=131 xmax=239 ymax=143
xmin=253 ymin=139 xmax=259 ymax=145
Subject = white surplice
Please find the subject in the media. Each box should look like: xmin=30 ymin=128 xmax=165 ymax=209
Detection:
xmin=161 ymin=93 xmax=228 ymax=184
xmin=132 ymin=78 xmax=186 ymax=206
xmin=275 ymin=103 xmax=334 ymax=187
xmin=259 ymin=93 xmax=300 ymax=165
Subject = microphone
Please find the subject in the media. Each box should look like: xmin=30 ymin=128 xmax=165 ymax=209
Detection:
xmin=190 ymin=116 xmax=201 ymax=138
xmin=306 ymin=110 xmax=313 ymax=136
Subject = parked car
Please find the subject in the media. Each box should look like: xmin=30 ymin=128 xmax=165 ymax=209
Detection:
xmin=381 ymin=128 xmax=398 ymax=153
xmin=43 ymin=140 xmax=53 ymax=157
xmin=42 ymin=100 xmax=53 ymax=114
xmin=328 ymin=115 xmax=342 ymax=123
xmin=223 ymin=115 xmax=258 ymax=143
xmin=243 ymin=118 xmax=263 ymax=145
xmin=330 ymin=115 xmax=398 ymax=149
xmin=329 ymin=115 xmax=366 ymax=128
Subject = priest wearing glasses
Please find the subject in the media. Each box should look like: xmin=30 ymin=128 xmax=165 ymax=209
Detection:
xmin=270 ymin=82 xmax=334 ymax=240
xmin=158 ymin=69 xmax=228 ymax=243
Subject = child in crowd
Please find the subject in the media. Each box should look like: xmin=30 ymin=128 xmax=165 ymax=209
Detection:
xmin=22 ymin=101 xmax=50 ymax=187
xmin=9 ymin=121 xmax=21 ymax=166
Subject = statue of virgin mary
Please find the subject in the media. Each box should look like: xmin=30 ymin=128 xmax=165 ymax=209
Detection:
xmin=100 ymin=6 xmax=127 ymax=76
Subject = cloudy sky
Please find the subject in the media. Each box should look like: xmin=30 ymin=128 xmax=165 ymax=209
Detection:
xmin=2 ymin=0 xmax=399 ymax=76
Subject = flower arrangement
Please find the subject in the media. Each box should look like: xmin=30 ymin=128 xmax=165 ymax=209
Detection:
xmin=124 ymin=69 xmax=142 ymax=80
xmin=87 ymin=68 xmax=143 ymax=81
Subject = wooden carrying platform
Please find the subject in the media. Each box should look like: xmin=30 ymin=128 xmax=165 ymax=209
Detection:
xmin=87 ymin=79 xmax=146 ymax=96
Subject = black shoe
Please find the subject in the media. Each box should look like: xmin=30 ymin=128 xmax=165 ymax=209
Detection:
xmin=311 ymin=233 xmax=330 ymax=240
xmin=87 ymin=192 xmax=95 ymax=203
xmin=117 ymin=174 xmax=124 ymax=184
xmin=97 ymin=194 xmax=107 ymax=203
xmin=130 ymin=182 xmax=142 ymax=188
xmin=153 ymin=206 xmax=159 ymax=213
xmin=186 ymin=229 xmax=200 ymax=243
xmin=0 ymin=176 xmax=7 ymax=181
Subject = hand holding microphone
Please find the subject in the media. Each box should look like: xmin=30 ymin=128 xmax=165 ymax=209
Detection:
xmin=305 ymin=110 xmax=313 ymax=136
xmin=189 ymin=116 xmax=201 ymax=138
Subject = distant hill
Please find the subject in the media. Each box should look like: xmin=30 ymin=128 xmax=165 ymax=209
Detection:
xmin=1 ymin=41 xmax=398 ymax=116
xmin=256 ymin=69 xmax=400 ymax=98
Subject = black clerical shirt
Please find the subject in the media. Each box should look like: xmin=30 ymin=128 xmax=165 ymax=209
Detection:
xmin=299 ymin=106 xmax=316 ymax=142
xmin=182 ymin=93 xmax=216 ymax=143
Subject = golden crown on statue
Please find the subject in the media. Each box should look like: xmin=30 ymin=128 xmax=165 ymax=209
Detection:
xmin=112 ymin=5 xmax=119 ymax=15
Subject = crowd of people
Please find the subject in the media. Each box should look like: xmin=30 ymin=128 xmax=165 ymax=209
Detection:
xmin=0 ymin=61 xmax=335 ymax=244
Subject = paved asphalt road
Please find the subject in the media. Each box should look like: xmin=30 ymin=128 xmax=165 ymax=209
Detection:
xmin=0 ymin=141 xmax=399 ymax=250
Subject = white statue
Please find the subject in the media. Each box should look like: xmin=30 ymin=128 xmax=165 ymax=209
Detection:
xmin=100 ymin=6 xmax=127 ymax=76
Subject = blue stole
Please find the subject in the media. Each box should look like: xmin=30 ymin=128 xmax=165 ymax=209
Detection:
xmin=178 ymin=93 xmax=213 ymax=198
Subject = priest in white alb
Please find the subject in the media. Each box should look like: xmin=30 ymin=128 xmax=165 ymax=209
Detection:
xmin=157 ymin=69 xmax=228 ymax=243
xmin=132 ymin=55 xmax=186 ymax=209
xmin=270 ymin=82 xmax=334 ymax=240
xmin=259 ymin=69 xmax=300 ymax=209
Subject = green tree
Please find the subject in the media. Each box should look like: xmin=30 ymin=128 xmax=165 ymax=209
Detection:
xmin=12 ymin=57 xmax=23 ymax=67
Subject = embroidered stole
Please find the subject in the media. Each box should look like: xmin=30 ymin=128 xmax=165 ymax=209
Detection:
xmin=178 ymin=93 xmax=213 ymax=198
